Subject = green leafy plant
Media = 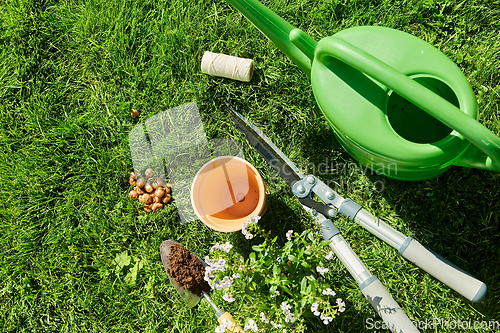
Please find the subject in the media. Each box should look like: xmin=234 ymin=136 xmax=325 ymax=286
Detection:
xmin=113 ymin=251 xmax=144 ymax=286
xmin=206 ymin=217 xmax=345 ymax=332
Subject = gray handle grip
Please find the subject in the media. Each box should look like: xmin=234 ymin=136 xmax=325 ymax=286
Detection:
xmin=361 ymin=277 xmax=420 ymax=333
xmin=323 ymin=228 xmax=419 ymax=333
xmin=353 ymin=208 xmax=487 ymax=302
xmin=399 ymin=238 xmax=487 ymax=302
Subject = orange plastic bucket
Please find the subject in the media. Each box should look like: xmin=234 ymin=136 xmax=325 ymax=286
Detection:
xmin=191 ymin=156 xmax=267 ymax=232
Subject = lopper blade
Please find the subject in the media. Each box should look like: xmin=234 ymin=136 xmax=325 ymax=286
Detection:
xmin=228 ymin=108 xmax=334 ymax=217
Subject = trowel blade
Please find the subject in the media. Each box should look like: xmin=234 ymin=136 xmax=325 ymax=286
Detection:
xmin=159 ymin=240 xmax=202 ymax=308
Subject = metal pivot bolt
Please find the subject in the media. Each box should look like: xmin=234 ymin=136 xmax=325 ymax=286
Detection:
xmin=307 ymin=176 xmax=316 ymax=184
xmin=328 ymin=209 xmax=336 ymax=217
xmin=310 ymin=209 xmax=318 ymax=216
xmin=326 ymin=191 xmax=334 ymax=200
xmin=292 ymin=181 xmax=306 ymax=197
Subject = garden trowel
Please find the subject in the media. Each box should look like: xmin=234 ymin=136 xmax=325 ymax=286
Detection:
xmin=160 ymin=240 xmax=243 ymax=332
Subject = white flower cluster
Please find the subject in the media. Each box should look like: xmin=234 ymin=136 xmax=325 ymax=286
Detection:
xmin=241 ymin=215 xmax=260 ymax=239
xmin=310 ymin=297 xmax=345 ymax=325
xmin=280 ymin=302 xmax=296 ymax=323
xmin=336 ymin=298 xmax=346 ymax=312
xmin=210 ymin=242 xmax=233 ymax=253
xmin=205 ymin=257 xmax=228 ymax=271
xmin=244 ymin=319 xmax=258 ymax=332
xmin=316 ymin=266 xmax=329 ymax=276
xmin=325 ymin=251 xmax=334 ymax=260
xmin=322 ymin=288 xmax=336 ymax=296
xmin=204 ymin=257 xmax=227 ymax=289
xmin=223 ymin=292 xmax=235 ymax=302
xmin=204 ymin=256 xmax=240 ymax=293
xmin=285 ymin=230 xmax=294 ymax=241
xmin=204 ymin=247 xmax=242 ymax=305
xmin=311 ymin=302 xmax=333 ymax=325
xmin=259 ymin=312 xmax=284 ymax=329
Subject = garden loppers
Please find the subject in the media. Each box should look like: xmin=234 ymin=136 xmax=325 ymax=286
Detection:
xmin=160 ymin=240 xmax=244 ymax=332
xmin=229 ymin=108 xmax=487 ymax=333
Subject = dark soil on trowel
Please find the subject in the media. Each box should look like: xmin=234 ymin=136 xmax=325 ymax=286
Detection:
xmin=167 ymin=243 xmax=210 ymax=296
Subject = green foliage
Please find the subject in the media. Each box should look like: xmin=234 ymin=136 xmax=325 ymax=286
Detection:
xmin=113 ymin=250 xmax=144 ymax=286
xmin=0 ymin=0 xmax=499 ymax=332
xmin=207 ymin=221 xmax=343 ymax=332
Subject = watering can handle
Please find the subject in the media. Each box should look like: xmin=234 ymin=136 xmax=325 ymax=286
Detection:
xmin=314 ymin=37 xmax=500 ymax=170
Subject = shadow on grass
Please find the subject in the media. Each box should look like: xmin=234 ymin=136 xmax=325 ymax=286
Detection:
xmin=375 ymin=167 xmax=500 ymax=320
xmin=296 ymin=119 xmax=500 ymax=323
xmin=228 ymin=193 xmax=310 ymax=258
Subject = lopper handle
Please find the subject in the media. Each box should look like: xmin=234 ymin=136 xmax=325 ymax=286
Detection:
xmin=322 ymin=229 xmax=420 ymax=333
xmin=360 ymin=277 xmax=420 ymax=333
xmin=218 ymin=312 xmax=244 ymax=333
xmin=399 ymin=238 xmax=487 ymax=302
xmin=352 ymin=208 xmax=487 ymax=302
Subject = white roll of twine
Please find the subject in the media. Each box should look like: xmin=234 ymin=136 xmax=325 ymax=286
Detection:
xmin=201 ymin=51 xmax=254 ymax=82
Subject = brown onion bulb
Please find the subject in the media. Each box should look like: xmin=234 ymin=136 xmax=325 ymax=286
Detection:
xmin=145 ymin=182 xmax=154 ymax=193
xmin=152 ymin=203 xmax=163 ymax=211
xmin=155 ymin=188 xmax=165 ymax=198
xmin=162 ymin=194 xmax=172 ymax=204
xmin=139 ymin=194 xmax=152 ymax=205
xmin=134 ymin=186 xmax=144 ymax=195
xmin=136 ymin=178 xmax=146 ymax=188
xmin=129 ymin=190 xmax=138 ymax=200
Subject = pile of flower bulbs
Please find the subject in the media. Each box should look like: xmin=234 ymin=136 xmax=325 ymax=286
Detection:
xmin=128 ymin=169 xmax=172 ymax=212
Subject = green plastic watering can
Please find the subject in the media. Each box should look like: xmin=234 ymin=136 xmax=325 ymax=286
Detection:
xmin=226 ymin=0 xmax=500 ymax=180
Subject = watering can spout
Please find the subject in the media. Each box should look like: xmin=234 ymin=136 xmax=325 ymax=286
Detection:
xmin=226 ymin=0 xmax=317 ymax=76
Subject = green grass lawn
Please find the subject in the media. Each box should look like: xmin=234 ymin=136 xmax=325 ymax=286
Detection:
xmin=1 ymin=0 xmax=499 ymax=332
